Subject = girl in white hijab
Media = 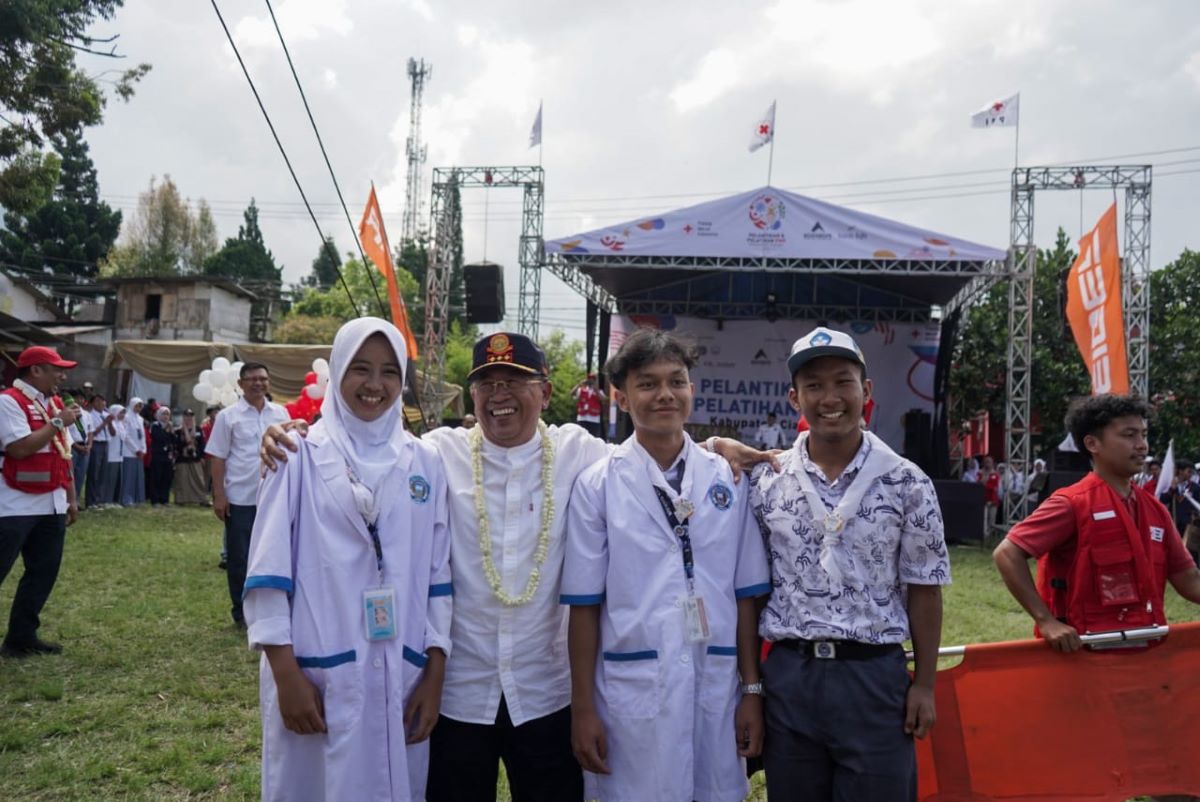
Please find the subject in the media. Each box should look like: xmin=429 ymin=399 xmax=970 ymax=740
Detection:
xmin=243 ymin=317 xmax=452 ymax=802
xmin=100 ymin=404 xmax=125 ymax=507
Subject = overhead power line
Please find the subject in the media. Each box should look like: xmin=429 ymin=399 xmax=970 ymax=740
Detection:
xmin=209 ymin=0 xmax=358 ymax=313
xmin=261 ymin=0 xmax=386 ymax=317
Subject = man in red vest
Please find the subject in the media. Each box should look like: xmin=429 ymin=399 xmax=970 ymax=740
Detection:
xmin=994 ymin=395 xmax=1200 ymax=652
xmin=0 ymin=346 xmax=83 ymax=658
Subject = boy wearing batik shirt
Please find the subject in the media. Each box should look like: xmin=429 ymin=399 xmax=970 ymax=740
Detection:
xmin=563 ymin=328 xmax=771 ymax=802
xmin=749 ymin=326 xmax=950 ymax=802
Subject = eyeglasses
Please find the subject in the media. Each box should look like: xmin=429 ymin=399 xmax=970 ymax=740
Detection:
xmin=474 ymin=378 xmax=546 ymax=395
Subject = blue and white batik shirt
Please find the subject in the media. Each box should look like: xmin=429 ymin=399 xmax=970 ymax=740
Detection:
xmin=749 ymin=430 xmax=950 ymax=645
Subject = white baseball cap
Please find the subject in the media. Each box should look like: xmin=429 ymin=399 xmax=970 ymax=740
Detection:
xmin=787 ymin=326 xmax=866 ymax=377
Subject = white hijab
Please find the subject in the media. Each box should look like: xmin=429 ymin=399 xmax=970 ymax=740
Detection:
xmin=310 ymin=317 xmax=408 ymax=523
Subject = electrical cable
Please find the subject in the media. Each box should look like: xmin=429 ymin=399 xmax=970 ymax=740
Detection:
xmin=261 ymin=0 xmax=387 ymax=318
xmin=209 ymin=0 xmax=358 ymax=314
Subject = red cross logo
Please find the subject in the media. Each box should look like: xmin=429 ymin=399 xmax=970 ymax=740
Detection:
xmin=683 ymin=224 xmax=694 ymax=234
xmin=991 ymin=102 xmax=1005 ymax=113
xmin=759 ymin=123 xmax=771 ymax=135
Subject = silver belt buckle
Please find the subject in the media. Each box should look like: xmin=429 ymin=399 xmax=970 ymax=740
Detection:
xmin=813 ymin=641 xmax=836 ymax=659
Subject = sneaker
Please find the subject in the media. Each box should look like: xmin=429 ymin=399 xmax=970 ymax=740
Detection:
xmin=218 ymin=558 xmax=227 ymax=570
xmin=0 ymin=638 xmax=63 ymax=658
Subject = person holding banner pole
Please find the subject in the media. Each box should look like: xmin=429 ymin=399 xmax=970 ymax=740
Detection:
xmin=994 ymin=395 xmax=1200 ymax=652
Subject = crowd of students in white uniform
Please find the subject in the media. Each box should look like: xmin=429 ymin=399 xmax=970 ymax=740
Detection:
xmin=250 ymin=319 xmax=948 ymax=802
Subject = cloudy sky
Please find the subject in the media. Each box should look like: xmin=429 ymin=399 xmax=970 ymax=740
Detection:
xmin=81 ymin=0 xmax=1200 ymax=340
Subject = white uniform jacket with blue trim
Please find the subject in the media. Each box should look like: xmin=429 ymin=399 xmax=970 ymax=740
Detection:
xmin=244 ymin=426 xmax=452 ymax=802
xmin=561 ymin=435 xmax=770 ymax=802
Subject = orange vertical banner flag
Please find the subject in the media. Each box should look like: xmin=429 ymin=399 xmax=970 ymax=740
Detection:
xmin=1064 ymin=203 xmax=1127 ymax=395
xmin=359 ymin=186 xmax=420 ymax=359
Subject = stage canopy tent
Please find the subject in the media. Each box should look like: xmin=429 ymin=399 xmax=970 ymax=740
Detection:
xmin=545 ymin=187 xmax=1008 ymax=322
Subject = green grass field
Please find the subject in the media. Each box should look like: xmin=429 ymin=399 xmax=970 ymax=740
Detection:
xmin=1 ymin=506 xmax=1196 ymax=800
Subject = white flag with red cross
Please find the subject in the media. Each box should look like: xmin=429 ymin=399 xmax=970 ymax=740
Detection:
xmin=971 ymin=93 xmax=1020 ymax=128
xmin=749 ymin=101 xmax=776 ymax=152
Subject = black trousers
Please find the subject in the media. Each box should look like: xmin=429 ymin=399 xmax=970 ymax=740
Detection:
xmin=0 ymin=513 xmax=66 ymax=646
xmin=224 ymin=504 xmax=256 ymax=625
xmin=86 ymin=440 xmax=108 ymax=508
xmin=762 ymin=643 xmax=916 ymax=802
xmin=147 ymin=459 xmax=173 ymax=505
xmin=427 ymin=699 xmax=582 ymax=802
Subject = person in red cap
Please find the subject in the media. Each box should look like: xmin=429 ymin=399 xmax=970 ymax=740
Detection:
xmin=0 ymin=345 xmax=83 ymax=658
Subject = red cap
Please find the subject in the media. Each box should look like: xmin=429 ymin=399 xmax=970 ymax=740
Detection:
xmin=16 ymin=346 xmax=77 ymax=369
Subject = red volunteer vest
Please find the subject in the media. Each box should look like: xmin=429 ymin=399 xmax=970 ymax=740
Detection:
xmin=1035 ymin=472 xmax=1170 ymax=638
xmin=1 ymin=387 xmax=73 ymax=494
xmin=576 ymin=385 xmax=601 ymax=418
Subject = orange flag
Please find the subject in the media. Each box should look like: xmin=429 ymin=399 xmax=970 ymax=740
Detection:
xmin=359 ymin=186 xmax=419 ymax=359
xmin=1065 ymin=203 xmax=1127 ymax=395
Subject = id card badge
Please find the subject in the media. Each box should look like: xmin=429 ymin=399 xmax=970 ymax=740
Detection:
xmin=363 ymin=586 xmax=398 ymax=641
xmin=683 ymin=595 xmax=711 ymax=643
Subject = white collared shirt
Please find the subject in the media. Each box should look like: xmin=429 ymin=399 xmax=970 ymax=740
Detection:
xmin=88 ymin=408 xmax=110 ymax=442
xmin=0 ymin=379 xmax=68 ymax=515
xmin=205 ymin=397 xmax=290 ymax=506
xmin=424 ymin=422 xmax=610 ymax=726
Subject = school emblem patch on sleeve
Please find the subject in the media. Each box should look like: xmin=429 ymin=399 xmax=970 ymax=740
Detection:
xmin=708 ymin=482 xmax=733 ymax=510
xmin=409 ymin=475 xmax=431 ymax=504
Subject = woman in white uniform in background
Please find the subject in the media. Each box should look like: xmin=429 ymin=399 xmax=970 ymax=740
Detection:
xmin=101 ymin=404 xmax=125 ymax=507
xmin=244 ymin=317 xmax=453 ymax=802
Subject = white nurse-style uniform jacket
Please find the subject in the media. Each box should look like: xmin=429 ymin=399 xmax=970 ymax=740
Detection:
xmin=244 ymin=426 xmax=452 ymax=802
xmin=562 ymin=435 xmax=770 ymax=802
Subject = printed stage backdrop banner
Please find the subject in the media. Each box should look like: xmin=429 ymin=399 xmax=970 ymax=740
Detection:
xmin=610 ymin=315 xmax=939 ymax=451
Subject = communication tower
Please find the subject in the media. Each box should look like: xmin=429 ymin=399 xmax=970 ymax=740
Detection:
xmin=403 ymin=58 xmax=432 ymax=243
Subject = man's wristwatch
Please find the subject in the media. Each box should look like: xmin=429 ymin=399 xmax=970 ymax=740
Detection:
xmin=740 ymin=681 xmax=764 ymax=696
xmin=50 ymin=416 xmax=65 ymax=431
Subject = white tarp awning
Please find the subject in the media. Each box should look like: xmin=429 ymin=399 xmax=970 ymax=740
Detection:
xmin=546 ymin=186 xmax=1007 ymax=262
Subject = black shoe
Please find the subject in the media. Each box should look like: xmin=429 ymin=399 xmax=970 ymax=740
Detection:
xmin=218 ymin=558 xmax=227 ymax=570
xmin=0 ymin=638 xmax=63 ymax=658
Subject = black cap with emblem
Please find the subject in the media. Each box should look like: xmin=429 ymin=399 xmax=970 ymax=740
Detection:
xmin=468 ymin=332 xmax=548 ymax=380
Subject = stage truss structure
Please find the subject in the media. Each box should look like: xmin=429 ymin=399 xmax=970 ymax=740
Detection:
xmin=422 ymin=166 xmax=545 ymax=423
xmin=1004 ymin=164 xmax=1151 ymax=525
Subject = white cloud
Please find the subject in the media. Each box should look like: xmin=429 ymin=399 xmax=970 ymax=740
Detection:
xmin=669 ymin=48 xmax=742 ymax=112
xmin=233 ymin=0 xmax=353 ymax=49
xmin=1184 ymin=51 xmax=1200 ymax=89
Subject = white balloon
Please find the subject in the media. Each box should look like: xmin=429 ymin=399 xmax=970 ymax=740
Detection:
xmin=199 ymin=369 xmax=213 ymax=385
xmin=220 ymin=388 xmax=238 ymax=406
xmin=313 ymin=358 xmax=330 ymax=378
xmin=212 ymin=356 xmax=231 ymax=373
xmin=316 ymin=372 xmax=329 ymax=387
xmin=192 ymin=383 xmax=213 ymax=402
xmin=307 ymin=382 xmax=326 ymax=400
xmin=209 ymin=369 xmax=228 ymax=388
xmin=231 ymin=361 xmax=245 ymax=378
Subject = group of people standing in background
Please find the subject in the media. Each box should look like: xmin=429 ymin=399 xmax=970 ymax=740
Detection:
xmin=68 ymin=389 xmax=217 ymax=510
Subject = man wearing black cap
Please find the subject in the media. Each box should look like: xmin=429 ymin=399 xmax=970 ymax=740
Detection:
xmin=0 ymin=346 xmax=83 ymax=657
xmin=748 ymin=326 xmax=949 ymax=802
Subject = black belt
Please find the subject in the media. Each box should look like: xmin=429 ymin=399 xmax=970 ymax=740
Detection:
xmin=774 ymin=639 xmax=902 ymax=660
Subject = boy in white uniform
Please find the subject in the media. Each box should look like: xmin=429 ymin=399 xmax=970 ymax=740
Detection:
xmin=563 ymin=328 xmax=770 ymax=802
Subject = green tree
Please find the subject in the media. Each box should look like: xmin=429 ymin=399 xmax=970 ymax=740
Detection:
xmin=285 ymin=255 xmax=417 ymax=324
xmin=273 ymin=314 xmax=343 ymax=345
xmin=0 ymin=130 xmax=121 ymax=279
xmin=303 ymin=236 xmax=341 ymax=289
xmin=203 ymin=199 xmax=280 ymax=283
xmin=541 ymin=329 xmax=587 ymax=425
xmin=100 ymin=175 xmax=213 ymax=276
xmin=0 ymin=0 xmax=150 ymax=213
xmin=950 ymin=228 xmax=1091 ymax=459
xmin=1149 ymin=249 xmax=1200 ymax=458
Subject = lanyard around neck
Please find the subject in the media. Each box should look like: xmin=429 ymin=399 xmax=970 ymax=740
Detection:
xmin=652 ymin=485 xmax=696 ymax=592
